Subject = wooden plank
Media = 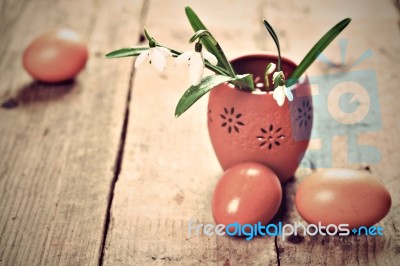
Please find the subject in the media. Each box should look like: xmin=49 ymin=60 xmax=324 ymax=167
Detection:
xmin=264 ymin=0 xmax=400 ymax=265
xmin=0 ymin=0 xmax=144 ymax=265
xmin=102 ymin=1 xmax=280 ymax=265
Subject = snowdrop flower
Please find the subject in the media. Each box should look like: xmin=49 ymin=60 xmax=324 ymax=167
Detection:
xmin=264 ymin=62 xmax=276 ymax=87
xmin=174 ymin=42 xmax=218 ymax=86
xmin=272 ymin=71 xmax=293 ymax=106
xmin=273 ymin=85 xmax=294 ymax=106
xmin=265 ymin=62 xmax=276 ymax=75
xmin=135 ymin=41 xmax=172 ymax=72
xmin=272 ymin=71 xmax=283 ymax=84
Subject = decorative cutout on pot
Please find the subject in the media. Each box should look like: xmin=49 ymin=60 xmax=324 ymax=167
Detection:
xmin=296 ymin=100 xmax=312 ymax=128
xmin=289 ymin=95 xmax=313 ymax=142
xmin=208 ymin=109 xmax=213 ymax=123
xmin=256 ymin=124 xmax=285 ymax=150
xmin=220 ymin=107 xmax=245 ymax=133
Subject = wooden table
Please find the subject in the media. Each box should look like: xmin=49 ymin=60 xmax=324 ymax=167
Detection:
xmin=0 ymin=0 xmax=399 ymax=265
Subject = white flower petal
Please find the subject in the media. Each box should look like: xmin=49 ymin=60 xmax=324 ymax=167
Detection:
xmin=135 ymin=50 xmax=149 ymax=68
xmin=273 ymin=86 xmax=286 ymax=106
xmin=150 ymin=48 xmax=167 ymax=72
xmin=157 ymin=46 xmax=172 ymax=57
xmin=189 ymin=52 xmax=204 ymax=85
xmin=203 ymin=51 xmax=218 ymax=65
xmin=285 ymin=86 xmax=294 ymax=101
xmin=174 ymin=51 xmax=194 ymax=66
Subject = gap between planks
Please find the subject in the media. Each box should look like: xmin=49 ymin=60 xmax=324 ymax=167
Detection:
xmin=98 ymin=1 xmax=151 ymax=265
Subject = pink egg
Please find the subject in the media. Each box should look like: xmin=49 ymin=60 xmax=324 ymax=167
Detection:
xmin=212 ymin=162 xmax=282 ymax=227
xmin=296 ymin=168 xmax=391 ymax=229
xmin=23 ymin=28 xmax=88 ymax=83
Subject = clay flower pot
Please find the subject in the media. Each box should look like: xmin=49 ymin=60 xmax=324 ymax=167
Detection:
xmin=207 ymin=54 xmax=313 ymax=183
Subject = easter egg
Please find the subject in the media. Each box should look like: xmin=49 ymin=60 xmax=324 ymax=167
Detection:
xmin=212 ymin=162 xmax=282 ymax=227
xmin=23 ymin=28 xmax=88 ymax=83
xmin=295 ymin=168 xmax=391 ymax=229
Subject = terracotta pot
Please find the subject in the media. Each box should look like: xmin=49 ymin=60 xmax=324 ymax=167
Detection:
xmin=207 ymin=54 xmax=313 ymax=183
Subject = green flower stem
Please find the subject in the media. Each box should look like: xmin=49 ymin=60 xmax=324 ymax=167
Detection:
xmin=263 ymin=20 xmax=281 ymax=71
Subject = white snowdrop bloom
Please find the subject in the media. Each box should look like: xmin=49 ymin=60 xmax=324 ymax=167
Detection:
xmin=174 ymin=43 xmax=217 ymax=86
xmin=265 ymin=62 xmax=276 ymax=75
xmin=272 ymin=85 xmax=294 ymax=106
xmin=271 ymin=70 xmax=294 ymax=106
xmin=135 ymin=44 xmax=172 ymax=72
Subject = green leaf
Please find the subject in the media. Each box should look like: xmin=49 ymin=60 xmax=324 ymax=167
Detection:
xmin=230 ymin=74 xmax=254 ymax=91
xmin=263 ymin=20 xmax=281 ymax=71
xmin=175 ymin=75 xmax=233 ymax=117
xmin=185 ymin=6 xmax=236 ymax=77
xmin=287 ymin=18 xmax=351 ymax=86
xmin=105 ymin=47 xmax=148 ymax=58
xmin=175 ymin=73 xmax=255 ymax=117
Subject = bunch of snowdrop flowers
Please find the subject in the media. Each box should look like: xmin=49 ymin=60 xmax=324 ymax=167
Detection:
xmin=106 ymin=6 xmax=350 ymax=116
xmin=134 ymin=33 xmax=292 ymax=107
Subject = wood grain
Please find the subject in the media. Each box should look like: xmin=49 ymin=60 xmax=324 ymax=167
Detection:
xmin=102 ymin=1 xmax=280 ymax=265
xmin=264 ymin=0 xmax=400 ymax=265
xmin=0 ymin=0 xmax=398 ymax=265
xmin=103 ymin=0 xmax=399 ymax=265
xmin=0 ymin=0 xmax=144 ymax=265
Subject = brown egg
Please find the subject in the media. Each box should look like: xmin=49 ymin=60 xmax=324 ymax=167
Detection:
xmin=295 ymin=168 xmax=391 ymax=229
xmin=23 ymin=28 xmax=88 ymax=83
xmin=212 ymin=162 xmax=282 ymax=227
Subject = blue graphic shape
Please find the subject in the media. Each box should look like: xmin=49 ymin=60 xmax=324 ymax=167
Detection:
xmin=317 ymin=53 xmax=335 ymax=67
xmin=316 ymin=39 xmax=373 ymax=68
xmin=339 ymin=92 xmax=360 ymax=113
xmin=293 ymin=40 xmax=382 ymax=168
xmin=339 ymin=39 xmax=347 ymax=65
xmin=352 ymin=49 xmax=373 ymax=68
xmin=347 ymin=134 xmax=380 ymax=163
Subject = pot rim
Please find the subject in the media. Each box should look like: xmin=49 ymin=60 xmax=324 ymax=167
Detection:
xmin=230 ymin=52 xmax=299 ymax=67
xmin=227 ymin=52 xmax=307 ymax=95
